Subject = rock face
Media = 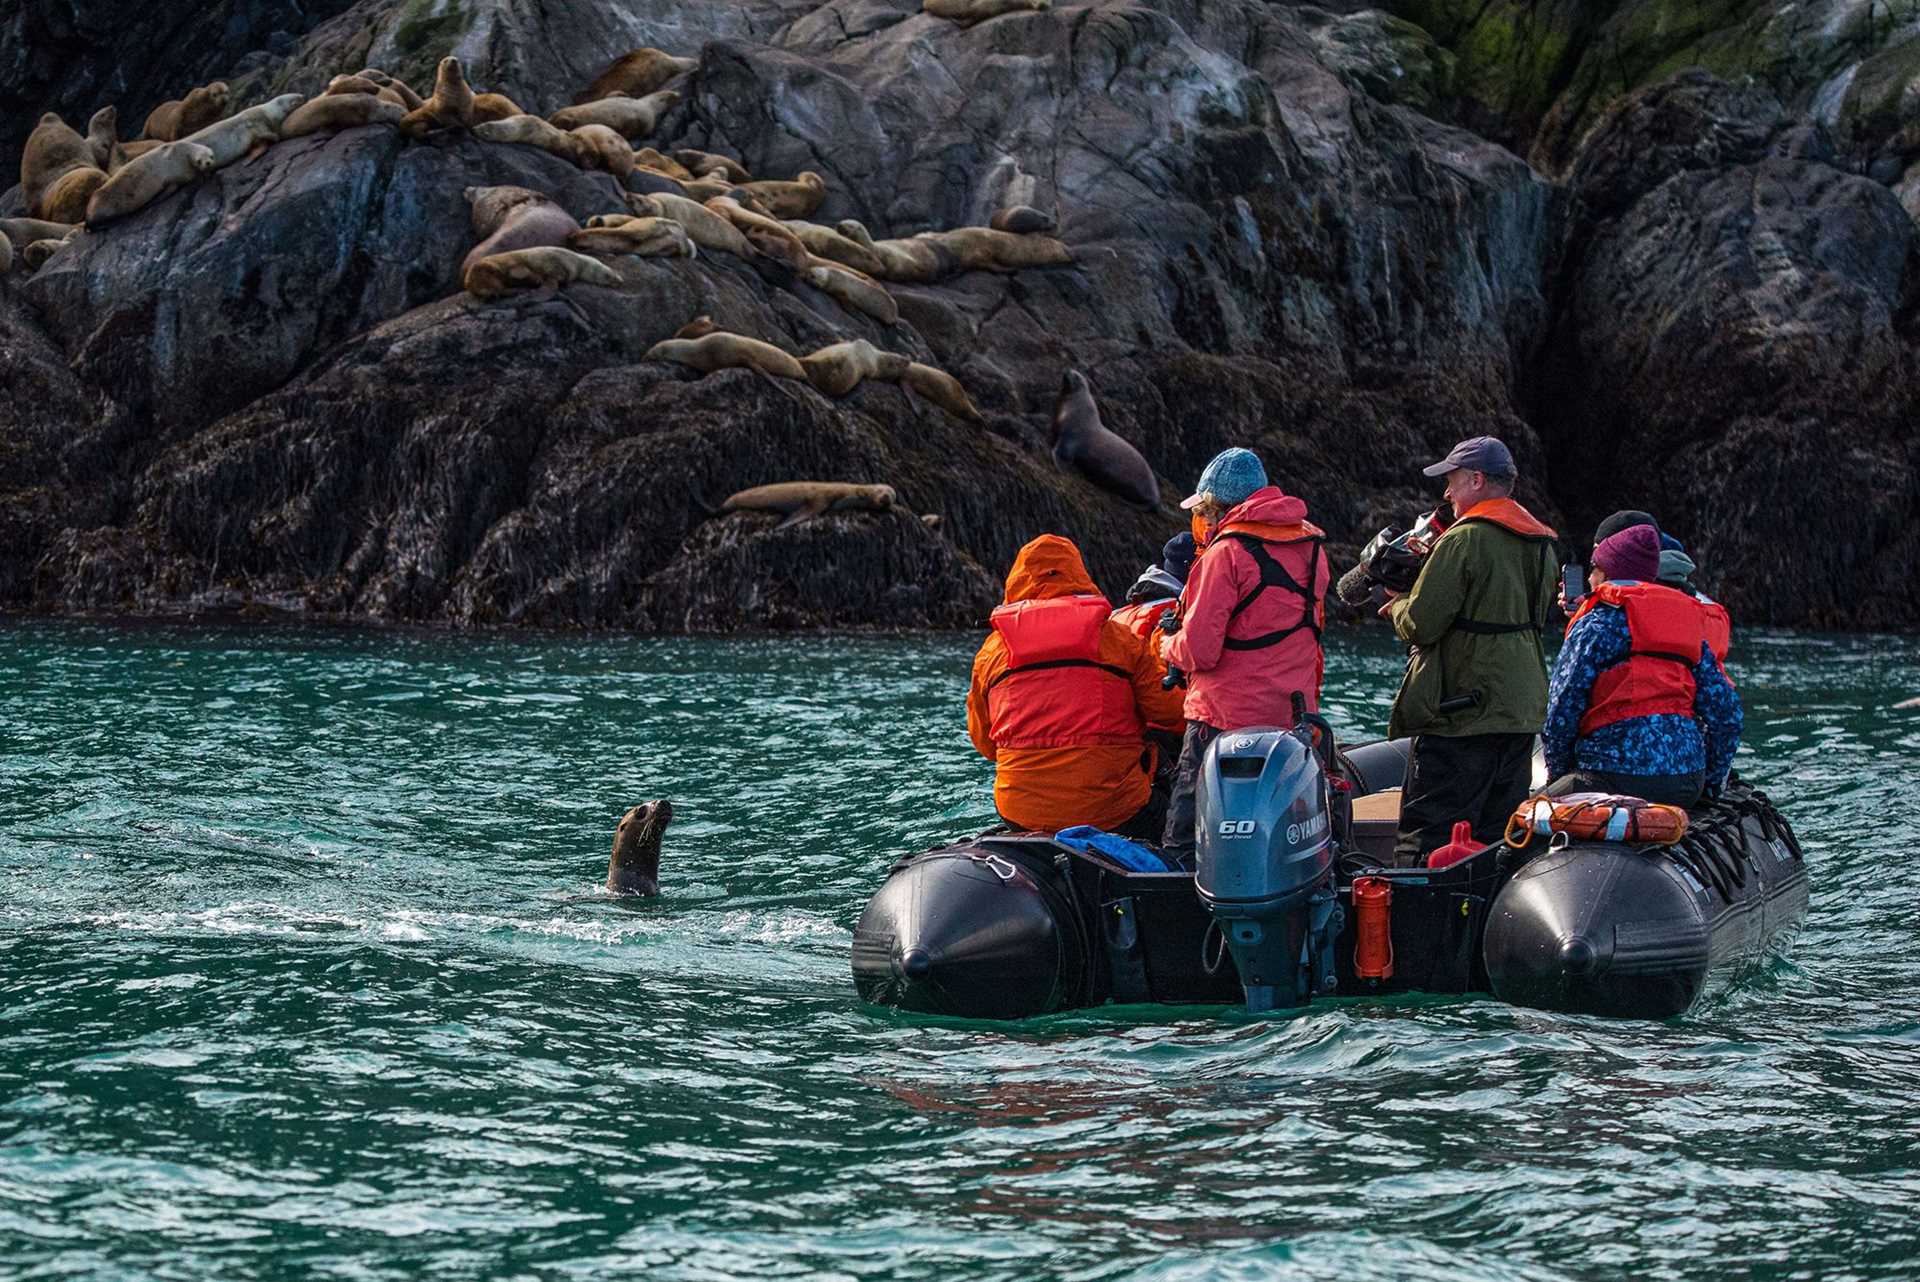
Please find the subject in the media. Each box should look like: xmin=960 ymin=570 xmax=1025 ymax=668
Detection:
xmin=0 ymin=0 xmax=1916 ymax=631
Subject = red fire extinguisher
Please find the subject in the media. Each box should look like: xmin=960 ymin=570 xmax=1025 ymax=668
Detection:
xmin=1352 ymin=876 xmax=1393 ymax=981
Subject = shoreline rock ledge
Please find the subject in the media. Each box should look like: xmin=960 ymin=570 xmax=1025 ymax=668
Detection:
xmin=1 ymin=0 xmax=1915 ymax=632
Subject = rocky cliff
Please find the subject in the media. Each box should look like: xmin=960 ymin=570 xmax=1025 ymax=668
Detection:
xmin=2 ymin=0 xmax=1915 ymax=631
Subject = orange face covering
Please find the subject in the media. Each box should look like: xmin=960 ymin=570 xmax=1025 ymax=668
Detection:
xmin=1191 ymin=509 xmax=1215 ymax=549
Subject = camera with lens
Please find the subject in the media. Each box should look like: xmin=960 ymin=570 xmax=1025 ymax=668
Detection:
xmin=1336 ymin=507 xmax=1451 ymax=607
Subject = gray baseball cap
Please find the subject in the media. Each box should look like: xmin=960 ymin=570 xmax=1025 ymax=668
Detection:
xmin=1422 ymin=435 xmax=1516 ymax=478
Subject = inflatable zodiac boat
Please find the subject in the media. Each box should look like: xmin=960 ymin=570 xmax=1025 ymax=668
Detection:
xmin=851 ymin=723 xmax=1809 ymax=1021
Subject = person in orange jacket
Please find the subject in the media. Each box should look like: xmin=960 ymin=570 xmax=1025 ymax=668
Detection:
xmin=967 ymin=534 xmax=1186 ymax=837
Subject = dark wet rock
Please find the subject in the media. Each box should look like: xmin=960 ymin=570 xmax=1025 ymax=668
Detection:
xmin=1565 ymin=70 xmax=1784 ymax=222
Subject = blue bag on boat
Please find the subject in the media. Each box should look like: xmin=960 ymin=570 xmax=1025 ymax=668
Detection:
xmin=1053 ymin=825 xmax=1179 ymax=872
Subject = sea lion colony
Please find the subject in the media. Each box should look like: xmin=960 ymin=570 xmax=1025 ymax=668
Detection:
xmin=6 ymin=31 xmax=1164 ymax=513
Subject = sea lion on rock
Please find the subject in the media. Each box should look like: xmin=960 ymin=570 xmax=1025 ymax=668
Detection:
xmin=1 ymin=217 xmax=75 ymax=252
xmin=21 ymin=237 xmax=72 ymax=271
xmin=281 ymin=95 xmax=405 ymax=138
xmin=356 ymin=69 xmax=423 ymax=109
xmin=804 ymin=261 xmax=899 ymax=326
xmin=551 ymin=90 xmax=679 ymax=139
xmin=22 ymin=114 xmax=97 ymax=218
xmin=463 ymin=246 xmax=622 ymax=299
xmin=399 ymin=57 xmax=476 ymax=136
xmin=326 ymin=74 xmax=384 ymax=96
xmin=902 ymin=362 xmax=984 ymax=423
xmin=1051 ymin=369 xmax=1158 ymax=510
xmin=923 ymin=0 xmax=1050 ymax=22
xmin=472 ymin=92 xmax=526 ymax=123
xmin=577 ymin=48 xmax=698 ymax=104
xmin=921 ymin=513 xmax=944 ymax=529
xmin=720 ymin=481 xmax=898 ymax=528
xmin=708 ymin=197 xmax=809 ymax=269
xmin=921 ymin=226 xmax=1071 ymax=271
xmin=462 ymin=185 xmax=580 ymax=278
xmin=608 ymin=799 xmax=672 ymax=895
xmin=143 ymin=81 xmax=230 ymax=142
xmin=634 ymin=147 xmax=693 ymax=180
xmin=737 ymin=171 xmax=825 ymax=219
xmin=675 ymin=314 xmax=717 ymax=339
xmin=625 ymin=193 xmax=753 ymax=257
xmin=990 ymin=204 xmax=1056 ymax=233
xmin=473 ymin=115 xmax=588 ymax=167
xmin=866 ymin=236 xmax=957 ymax=283
xmin=787 ymin=220 xmax=888 ymax=278
xmin=109 ymin=139 xmax=165 ymax=171
xmin=571 ymin=123 xmax=635 ymax=179
xmin=673 ymin=148 xmax=751 ymax=182
xmin=85 ymin=107 xmax=118 ymax=169
xmin=181 ymin=94 xmax=304 ymax=170
xmin=646 ymin=332 xmax=806 ymax=381
xmin=627 ymin=167 xmax=691 ymax=198
xmin=681 ymin=177 xmax=741 ymax=203
xmin=39 ymin=167 xmax=109 ymax=225
xmin=568 ymin=216 xmax=695 ymax=259
xmin=799 ymin=339 xmax=910 ymax=397
xmin=85 ymin=141 xmax=215 ymax=228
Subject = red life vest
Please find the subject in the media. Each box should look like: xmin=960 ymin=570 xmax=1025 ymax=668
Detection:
xmin=1566 ymin=581 xmax=1710 ymax=735
xmin=1111 ymin=597 xmax=1176 ymax=643
xmin=986 ymin=594 xmax=1142 ymax=750
xmin=1701 ymin=596 xmax=1732 ymax=667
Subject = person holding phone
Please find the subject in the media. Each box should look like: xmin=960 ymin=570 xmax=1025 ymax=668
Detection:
xmin=1380 ymin=436 xmax=1560 ymax=866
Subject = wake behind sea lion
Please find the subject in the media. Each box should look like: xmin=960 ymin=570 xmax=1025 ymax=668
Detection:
xmin=608 ymin=799 xmax=672 ymax=895
xmin=1051 ymin=368 xmax=1158 ymax=510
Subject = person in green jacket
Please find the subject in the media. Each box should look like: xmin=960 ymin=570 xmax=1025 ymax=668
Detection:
xmin=1380 ymin=437 xmax=1559 ymax=866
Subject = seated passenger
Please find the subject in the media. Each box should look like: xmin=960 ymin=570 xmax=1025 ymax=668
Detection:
xmin=1543 ymin=524 xmax=1742 ymax=809
xmin=1578 ymin=511 xmax=1731 ymax=669
xmin=967 ymin=534 xmax=1185 ymax=838
xmin=1159 ymin=448 xmax=1330 ymax=864
xmin=1110 ymin=532 xmax=1196 ymax=686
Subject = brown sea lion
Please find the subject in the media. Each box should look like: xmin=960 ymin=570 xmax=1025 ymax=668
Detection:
xmin=550 ymin=90 xmax=679 ymax=139
xmin=473 ymin=115 xmax=588 ymax=167
xmin=180 ymin=94 xmax=304 ymax=170
xmin=681 ymin=176 xmax=741 ymax=203
xmin=462 ymin=185 xmax=580 ymax=278
xmin=672 ymin=148 xmax=751 ymax=183
xmin=85 ymin=107 xmax=118 ymax=169
xmin=1051 ymin=368 xmax=1158 ymax=510
xmin=786 ymin=220 xmax=889 ymax=278
xmin=326 ymin=74 xmax=384 ymax=96
xmin=85 ymin=141 xmax=215 ymax=228
xmin=920 ymin=226 xmax=1071 ymax=271
xmin=865 ymin=236 xmax=957 ymax=283
xmin=608 ymin=799 xmax=672 ymax=895
xmin=468 ymin=92 xmax=522 ymax=123
xmin=22 ymin=113 xmax=96 ymax=218
xmin=577 ymin=48 xmax=698 ymax=104
xmin=719 ymin=481 xmax=898 ymax=528
xmin=803 ymin=261 xmax=899 ymax=326
xmin=736 ymin=171 xmax=825 ymax=219
xmin=922 ymin=0 xmax=1050 ymax=22
xmin=21 ymin=237 xmax=73 ymax=271
xmin=628 ymin=168 xmax=691 ymax=198
xmin=143 ymin=81 xmax=230 ymax=141
xmin=634 ymin=147 xmax=693 ymax=180
xmin=626 ymin=193 xmax=753 ymax=257
xmin=571 ymin=123 xmax=635 ymax=179
xmin=799 ymin=339 xmax=910 ymax=397
xmin=836 ymin=218 xmax=875 ymax=247
xmin=989 ymin=204 xmax=1056 ymax=233
xmin=707 ymin=197 xmax=808 ymax=269
xmin=568 ymin=216 xmax=695 ymax=259
xmin=463 ymin=246 xmax=623 ymax=299
xmin=280 ymin=95 xmax=406 ymax=138
xmin=1 ymin=217 xmax=75 ymax=252
xmin=902 ymin=362 xmax=983 ymax=423
xmin=398 ymin=57 xmax=476 ymax=136
xmin=108 ymin=139 xmax=165 ymax=172
xmin=646 ymin=332 xmax=806 ymax=381
xmin=675 ymin=314 xmax=718 ymax=339
xmin=40 ymin=168 xmax=109 ymax=225
xmin=356 ymin=68 xmax=425 ymax=110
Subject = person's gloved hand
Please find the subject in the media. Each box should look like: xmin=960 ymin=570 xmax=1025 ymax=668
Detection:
xmin=1159 ymin=610 xmax=1182 ymax=636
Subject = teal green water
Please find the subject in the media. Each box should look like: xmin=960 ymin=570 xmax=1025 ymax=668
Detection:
xmin=3 ymin=620 xmax=1918 ymax=1280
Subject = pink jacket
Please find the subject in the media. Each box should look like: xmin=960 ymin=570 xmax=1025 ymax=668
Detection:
xmin=1163 ymin=487 xmax=1329 ymax=730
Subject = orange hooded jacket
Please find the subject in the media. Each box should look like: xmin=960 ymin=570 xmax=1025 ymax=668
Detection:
xmin=967 ymin=535 xmax=1185 ymax=832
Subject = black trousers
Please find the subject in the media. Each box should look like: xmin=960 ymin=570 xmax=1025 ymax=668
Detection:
xmin=1546 ymin=768 xmax=1704 ymax=810
xmin=1393 ymin=732 xmax=1536 ymax=867
xmin=1160 ymin=720 xmax=1224 ymax=868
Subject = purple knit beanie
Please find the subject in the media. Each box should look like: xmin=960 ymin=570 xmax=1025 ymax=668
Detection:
xmin=1594 ymin=523 xmax=1662 ymax=583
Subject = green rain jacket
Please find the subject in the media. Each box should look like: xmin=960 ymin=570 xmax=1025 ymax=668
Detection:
xmin=1386 ymin=497 xmax=1559 ymax=740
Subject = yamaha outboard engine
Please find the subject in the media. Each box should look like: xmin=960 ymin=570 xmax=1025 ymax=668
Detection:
xmin=1194 ymin=726 xmax=1342 ymax=1012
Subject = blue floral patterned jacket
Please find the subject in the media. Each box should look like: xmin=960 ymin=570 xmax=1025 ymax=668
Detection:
xmin=1543 ymin=588 xmax=1742 ymax=790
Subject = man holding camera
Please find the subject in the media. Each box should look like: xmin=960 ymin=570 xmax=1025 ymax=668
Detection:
xmin=1383 ymin=436 xmax=1559 ymax=866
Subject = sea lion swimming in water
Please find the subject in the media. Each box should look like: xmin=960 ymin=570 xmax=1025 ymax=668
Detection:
xmin=608 ymin=799 xmax=672 ymax=895
xmin=1051 ymin=368 xmax=1158 ymax=510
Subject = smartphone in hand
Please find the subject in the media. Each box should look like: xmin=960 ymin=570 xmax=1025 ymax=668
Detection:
xmin=1561 ymin=563 xmax=1586 ymax=614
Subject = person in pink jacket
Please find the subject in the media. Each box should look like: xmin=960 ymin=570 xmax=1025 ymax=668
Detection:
xmin=1159 ymin=448 xmax=1331 ymax=864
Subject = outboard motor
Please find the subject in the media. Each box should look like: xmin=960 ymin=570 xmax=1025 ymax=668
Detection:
xmin=1194 ymin=724 xmax=1342 ymax=1012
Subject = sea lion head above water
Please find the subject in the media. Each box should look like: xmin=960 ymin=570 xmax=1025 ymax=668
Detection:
xmin=607 ymin=799 xmax=673 ymax=895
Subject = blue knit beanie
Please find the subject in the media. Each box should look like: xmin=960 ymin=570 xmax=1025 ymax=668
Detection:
xmin=1180 ymin=448 xmax=1268 ymax=511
